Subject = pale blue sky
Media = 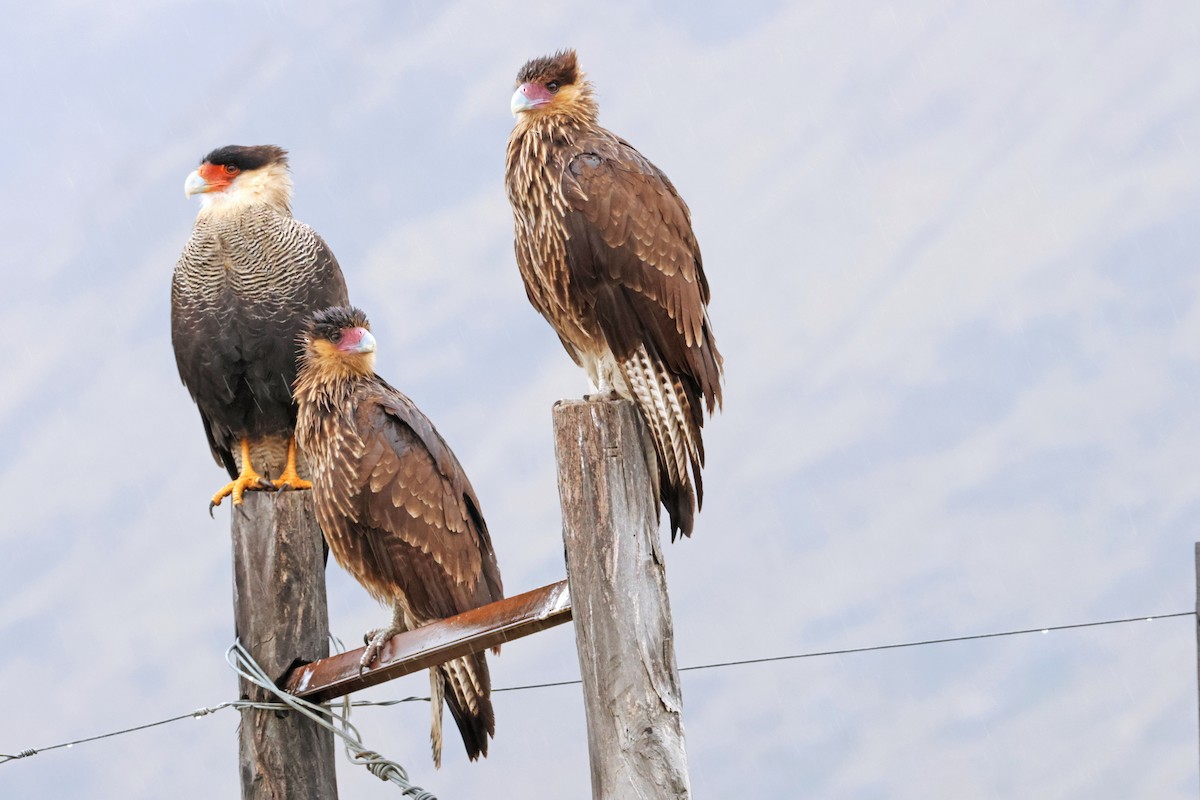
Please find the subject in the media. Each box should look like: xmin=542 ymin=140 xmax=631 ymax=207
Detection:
xmin=2 ymin=1 xmax=1199 ymax=797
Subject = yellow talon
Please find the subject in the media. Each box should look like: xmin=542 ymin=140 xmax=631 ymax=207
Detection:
xmin=210 ymin=438 xmax=271 ymax=513
xmin=273 ymin=438 xmax=312 ymax=492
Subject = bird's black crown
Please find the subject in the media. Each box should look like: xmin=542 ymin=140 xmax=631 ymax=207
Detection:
xmin=307 ymin=306 xmax=371 ymax=342
xmin=201 ymin=144 xmax=289 ymax=171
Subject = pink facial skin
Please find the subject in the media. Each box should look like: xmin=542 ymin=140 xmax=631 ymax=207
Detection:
xmin=336 ymin=327 xmax=376 ymax=353
xmin=511 ymin=82 xmax=554 ymax=113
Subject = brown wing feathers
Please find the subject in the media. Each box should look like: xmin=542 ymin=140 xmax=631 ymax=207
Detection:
xmin=357 ymin=398 xmax=500 ymax=763
xmin=561 ymin=138 xmax=723 ymax=537
xmin=364 ymin=398 xmax=500 ymax=603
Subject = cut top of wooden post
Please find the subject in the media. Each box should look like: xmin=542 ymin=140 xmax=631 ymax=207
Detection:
xmin=284 ymin=580 xmax=572 ymax=703
xmin=552 ymin=398 xmax=662 ymax=514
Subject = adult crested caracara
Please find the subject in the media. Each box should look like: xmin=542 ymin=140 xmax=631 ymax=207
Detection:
xmin=294 ymin=306 xmax=504 ymax=767
xmin=172 ymin=145 xmax=349 ymax=511
xmin=505 ymin=50 xmax=723 ymax=539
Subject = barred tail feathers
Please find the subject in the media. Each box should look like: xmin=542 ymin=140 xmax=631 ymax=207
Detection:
xmin=434 ymin=653 xmax=494 ymax=766
xmin=621 ymin=346 xmax=705 ymax=539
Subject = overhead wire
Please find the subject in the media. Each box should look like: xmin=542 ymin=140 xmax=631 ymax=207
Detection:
xmin=1 ymin=610 xmax=1190 ymax=766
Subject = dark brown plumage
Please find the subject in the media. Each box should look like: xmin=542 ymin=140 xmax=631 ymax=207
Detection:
xmin=505 ymin=50 xmax=723 ymax=539
xmin=172 ymin=144 xmax=349 ymax=509
xmin=294 ymin=307 xmax=504 ymax=767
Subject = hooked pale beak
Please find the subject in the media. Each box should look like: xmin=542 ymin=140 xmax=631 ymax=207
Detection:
xmin=183 ymin=169 xmax=209 ymax=197
xmin=511 ymin=82 xmax=553 ymax=116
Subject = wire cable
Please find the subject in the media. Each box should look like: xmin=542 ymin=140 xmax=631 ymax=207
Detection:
xmin=677 ymin=610 xmax=1196 ymax=673
xmin=226 ymin=641 xmax=436 ymax=799
xmin=484 ymin=610 xmax=1197 ymax=696
xmin=2 ymin=610 xmax=1190 ymax=765
xmin=0 ymin=703 xmax=238 ymax=763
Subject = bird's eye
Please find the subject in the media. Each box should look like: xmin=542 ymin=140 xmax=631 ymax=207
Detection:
xmin=330 ymin=331 xmax=342 ymax=343
xmin=223 ymin=164 xmax=239 ymax=175
xmin=547 ymin=81 xmax=560 ymax=93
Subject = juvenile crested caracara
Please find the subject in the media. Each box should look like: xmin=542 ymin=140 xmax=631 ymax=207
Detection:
xmin=172 ymin=145 xmax=349 ymax=511
xmin=505 ymin=50 xmax=723 ymax=539
xmin=294 ymin=306 xmax=504 ymax=767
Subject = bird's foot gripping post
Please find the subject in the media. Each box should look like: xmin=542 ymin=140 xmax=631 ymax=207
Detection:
xmin=210 ymin=438 xmax=274 ymax=514
xmin=361 ymin=605 xmax=407 ymax=672
xmin=552 ymin=398 xmax=692 ymax=800
xmin=272 ymin=437 xmax=313 ymax=493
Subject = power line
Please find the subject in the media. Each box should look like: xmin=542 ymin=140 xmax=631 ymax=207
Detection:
xmin=487 ymin=610 xmax=1195 ymax=695
xmin=0 ymin=704 xmax=236 ymax=764
xmin=2 ymin=610 xmax=1190 ymax=765
xmin=678 ymin=610 xmax=1197 ymax=673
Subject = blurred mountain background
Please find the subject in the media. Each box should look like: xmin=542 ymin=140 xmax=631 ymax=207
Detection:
xmin=2 ymin=1 xmax=1199 ymax=797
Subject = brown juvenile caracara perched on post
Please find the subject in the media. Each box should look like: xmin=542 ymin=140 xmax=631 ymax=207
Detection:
xmin=172 ymin=144 xmax=349 ymax=511
xmin=294 ymin=306 xmax=504 ymax=767
xmin=504 ymin=50 xmax=723 ymax=539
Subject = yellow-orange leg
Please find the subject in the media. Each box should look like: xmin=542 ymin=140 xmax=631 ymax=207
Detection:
xmin=272 ymin=437 xmax=312 ymax=492
xmin=209 ymin=438 xmax=271 ymax=515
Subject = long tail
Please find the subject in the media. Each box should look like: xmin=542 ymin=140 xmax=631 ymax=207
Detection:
xmin=621 ymin=346 xmax=708 ymax=539
xmin=429 ymin=652 xmax=494 ymax=767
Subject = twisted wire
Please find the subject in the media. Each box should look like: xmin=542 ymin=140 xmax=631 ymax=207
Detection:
xmin=226 ymin=641 xmax=436 ymax=798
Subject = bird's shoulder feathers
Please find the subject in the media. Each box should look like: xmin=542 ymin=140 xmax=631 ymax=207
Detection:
xmin=333 ymin=384 xmax=503 ymax=608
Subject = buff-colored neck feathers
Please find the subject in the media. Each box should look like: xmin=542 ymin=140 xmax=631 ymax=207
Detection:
xmin=294 ymin=339 xmax=376 ymax=406
xmin=517 ymin=78 xmax=599 ymax=130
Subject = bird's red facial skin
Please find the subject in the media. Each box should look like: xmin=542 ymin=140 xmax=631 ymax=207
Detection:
xmin=335 ymin=327 xmax=370 ymax=352
xmin=518 ymin=82 xmax=554 ymax=107
xmin=197 ymin=162 xmax=238 ymax=192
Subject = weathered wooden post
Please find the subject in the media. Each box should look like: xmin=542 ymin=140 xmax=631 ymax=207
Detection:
xmin=553 ymin=398 xmax=692 ymax=799
xmin=231 ymin=491 xmax=338 ymax=800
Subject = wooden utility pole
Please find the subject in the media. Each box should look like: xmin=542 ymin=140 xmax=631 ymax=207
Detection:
xmin=232 ymin=491 xmax=337 ymax=800
xmin=553 ymin=399 xmax=692 ymax=800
